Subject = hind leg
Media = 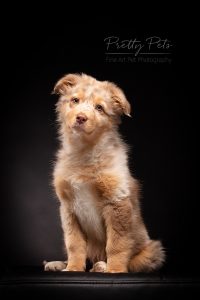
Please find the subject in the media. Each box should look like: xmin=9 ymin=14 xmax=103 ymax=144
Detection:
xmin=44 ymin=260 xmax=67 ymax=271
xmin=90 ymin=261 xmax=107 ymax=272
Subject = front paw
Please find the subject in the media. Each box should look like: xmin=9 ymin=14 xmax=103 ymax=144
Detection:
xmin=106 ymin=266 xmax=128 ymax=273
xmin=62 ymin=265 xmax=85 ymax=272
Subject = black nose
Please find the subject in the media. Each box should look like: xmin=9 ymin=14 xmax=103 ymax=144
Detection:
xmin=76 ymin=114 xmax=88 ymax=124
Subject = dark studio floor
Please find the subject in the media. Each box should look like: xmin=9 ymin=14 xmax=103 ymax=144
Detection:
xmin=0 ymin=266 xmax=200 ymax=300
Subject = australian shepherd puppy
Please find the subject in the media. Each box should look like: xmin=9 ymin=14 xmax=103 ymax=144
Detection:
xmin=44 ymin=73 xmax=165 ymax=273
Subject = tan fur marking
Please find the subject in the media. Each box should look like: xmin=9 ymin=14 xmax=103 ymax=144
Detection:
xmin=96 ymin=174 xmax=119 ymax=199
xmin=103 ymin=199 xmax=134 ymax=272
xmin=60 ymin=205 xmax=87 ymax=271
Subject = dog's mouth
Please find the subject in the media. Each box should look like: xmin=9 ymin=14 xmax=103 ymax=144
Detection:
xmin=73 ymin=121 xmax=85 ymax=130
xmin=72 ymin=121 xmax=95 ymax=135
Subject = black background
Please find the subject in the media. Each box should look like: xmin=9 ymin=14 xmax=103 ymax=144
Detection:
xmin=1 ymin=21 xmax=197 ymax=276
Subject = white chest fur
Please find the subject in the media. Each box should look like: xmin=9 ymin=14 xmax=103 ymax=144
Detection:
xmin=72 ymin=182 xmax=105 ymax=242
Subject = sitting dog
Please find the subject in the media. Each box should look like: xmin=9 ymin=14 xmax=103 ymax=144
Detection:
xmin=44 ymin=73 xmax=165 ymax=273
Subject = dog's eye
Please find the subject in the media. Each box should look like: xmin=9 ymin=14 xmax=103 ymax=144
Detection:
xmin=71 ymin=97 xmax=79 ymax=104
xmin=95 ymin=104 xmax=104 ymax=112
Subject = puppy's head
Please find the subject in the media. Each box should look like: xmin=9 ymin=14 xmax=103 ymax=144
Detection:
xmin=54 ymin=73 xmax=131 ymax=138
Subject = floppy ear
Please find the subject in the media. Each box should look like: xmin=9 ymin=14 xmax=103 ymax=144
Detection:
xmin=106 ymin=82 xmax=131 ymax=117
xmin=53 ymin=73 xmax=81 ymax=95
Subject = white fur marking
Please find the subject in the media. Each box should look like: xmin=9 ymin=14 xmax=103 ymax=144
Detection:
xmin=72 ymin=183 xmax=105 ymax=241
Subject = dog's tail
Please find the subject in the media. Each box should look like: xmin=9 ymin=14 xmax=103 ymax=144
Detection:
xmin=129 ymin=240 xmax=165 ymax=272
